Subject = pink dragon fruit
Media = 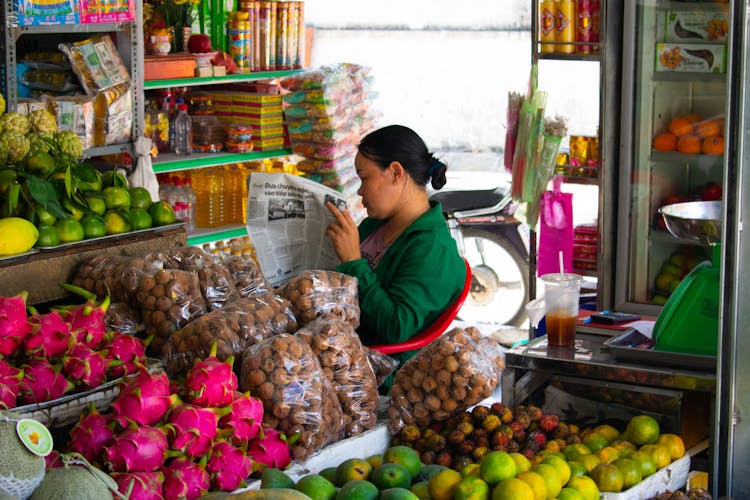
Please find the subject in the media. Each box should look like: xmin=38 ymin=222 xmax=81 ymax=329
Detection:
xmin=68 ymin=404 xmax=115 ymax=463
xmin=113 ymin=471 xmax=165 ymax=500
xmin=18 ymin=358 xmax=75 ymax=404
xmin=247 ymin=427 xmax=291 ymax=470
xmin=184 ymin=343 xmax=237 ymax=408
xmin=206 ymin=440 xmax=253 ymax=492
xmin=0 ymin=358 xmax=23 ymax=409
xmin=23 ymin=310 xmax=71 ymax=358
xmin=63 ymin=295 xmax=110 ymax=349
xmin=62 ymin=345 xmax=110 ymax=389
xmin=0 ymin=292 xmax=32 ymax=357
xmin=162 ymin=457 xmax=211 ymax=500
xmin=104 ymin=425 xmax=169 ymax=473
xmin=44 ymin=450 xmax=63 ymax=470
xmin=218 ymin=391 xmax=263 ymax=446
xmin=111 ymin=367 xmax=175 ymax=427
xmin=165 ymin=402 xmax=224 ymax=459
xmin=103 ymin=332 xmax=148 ymax=378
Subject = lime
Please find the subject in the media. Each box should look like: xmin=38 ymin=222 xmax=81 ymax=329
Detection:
xmin=148 ymin=200 xmax=176 ymax=226
xmin=84 ymin=194 xmax=106 ymax=216
xmin=36 ymin=224 xmax=60 ymax=247
xmin=80 ymin=215 xmax=107 ymax=239
xmin=129 ymin=208 xmax=152 ymax=230
xmin=103 ymin=210 xmax=131 ymax=235
xmin=35 ymin=205 xmax=57 ymax=226
xmin=103 ymin=187 xmax=131 ymax=210
xmin=54 ymin=218 xmax=84 ymax=243
xmin=61 ymin=198 xmax=85 ymax=221
xmin=129 ymin=187 xmax=153 ymax=209
xmin=26 ymin=151 xmax=56 ymax=175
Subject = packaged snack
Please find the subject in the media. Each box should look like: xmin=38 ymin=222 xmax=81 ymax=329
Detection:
xmin=21 ymin=70 xmax=79 ymax=92
xmin=49 ymin=95 xmax=96 ymax=150
xmin=94 ymin=82 xmax=132 ymax=146
xmin=225 ymin=139 xmax=253 ymax=153
xmin=226 ymin=123 xmax=254 ymax=142
xmin=58 ymin=35 xmax=131 ymax=95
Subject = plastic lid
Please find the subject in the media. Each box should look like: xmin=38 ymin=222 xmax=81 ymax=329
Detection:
xmin=178 ymin=103 xmax=188 ymax=112
xmin=541 ymin=273 xmax=583 ymax=286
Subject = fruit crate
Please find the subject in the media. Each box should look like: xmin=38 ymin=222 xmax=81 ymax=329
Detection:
xmin=0 ymin=224 xmax=187 ymax=305
xmin=602 ymin=453 xmax=690 ymax=500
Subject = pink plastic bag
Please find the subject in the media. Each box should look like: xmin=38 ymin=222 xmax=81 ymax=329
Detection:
xmin=538 ymin=177 xmax=574 ymax=276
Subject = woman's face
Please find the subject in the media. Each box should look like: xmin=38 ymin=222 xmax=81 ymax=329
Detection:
xmin=355 ymin=152 xmax=399 ymax=219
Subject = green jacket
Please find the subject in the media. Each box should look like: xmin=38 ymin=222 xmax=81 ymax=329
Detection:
xmin=336 ymin=201 xmax=466 ymax=366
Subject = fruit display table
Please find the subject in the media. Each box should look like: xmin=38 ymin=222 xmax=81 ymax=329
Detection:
xmin=501 ymin=332 xmax=715 ymax=450
xmin=0 ymin=224 xmax=187 ymax=305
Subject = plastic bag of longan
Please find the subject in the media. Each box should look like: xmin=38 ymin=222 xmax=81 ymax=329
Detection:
xmin=105 ymin=301 xmax=144 ymax=336
xmin=145 ymin=246 xmax=213 ymax=272
xmin=364 ymin=347 xmax=400 ymax=388
xmin=296 ymin=318 xmax=379 ymax=437
xmin=276 ymin=270 xmax=360 ymax=328
xmin=387 ymin=326 xmax=505 ymax=434
xmin=134 ymin=267 xmax=208 ymax=356
xmin=71 ymin=255 xmax=157 ymax=304
xmin=240 ymin=333 xmax=346 ymax=462
xmin=223 ymin=254 xmax=274 ymax=298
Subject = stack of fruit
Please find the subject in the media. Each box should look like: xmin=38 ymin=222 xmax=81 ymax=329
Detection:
xmin=0 ymin=99 xmax=176 ymax=256
xmin=652 ymin=247 xmax=708 ymax=304
xmin=652 ymin=114 xmax=725 ymax=156
xmin=0 ymin=289 xmax=148 ymax=410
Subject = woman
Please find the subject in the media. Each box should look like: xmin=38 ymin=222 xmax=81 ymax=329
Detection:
xmin=326 ymin=125 xmax=466 ymax=367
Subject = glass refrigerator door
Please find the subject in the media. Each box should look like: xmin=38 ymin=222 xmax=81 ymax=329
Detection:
xmin=615 ymin=0 xmax=729 ymax=314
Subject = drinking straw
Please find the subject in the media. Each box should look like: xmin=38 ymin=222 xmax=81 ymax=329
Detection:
xmin=559 ymin=250 xmax=565 ymax=276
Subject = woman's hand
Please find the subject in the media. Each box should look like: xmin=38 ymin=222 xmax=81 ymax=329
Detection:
xmin=326 ymin=202 xmax=361 ymax=263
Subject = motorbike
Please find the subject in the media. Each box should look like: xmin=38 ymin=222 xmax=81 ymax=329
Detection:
xmin=430 ymin=181 xmax=530 ymax=327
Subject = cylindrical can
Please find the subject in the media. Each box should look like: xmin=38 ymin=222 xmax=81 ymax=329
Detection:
xmin=295 ymin=1 xmax=305 ymax=69
xmin=555 ymin=0 xmax=575 ymax=54
xmin=228 ymin=15 xmax=252 ymax=73
xmin=288 ymin=2 xmax=299 ymax=70
xmin=587 ymin=135 xmax=600 ymax=166
xmin=575 ymin=0 xmax=594 ymax=53
xmin=259 ymin=1 xmax=273 ymax=71
xmin=540 ymin=0 xmax=556 ymax=53
xmin=569 ymin=135 xmax=589 ymax=166
xmin=276 ymin=2 xmax=289 ymax=70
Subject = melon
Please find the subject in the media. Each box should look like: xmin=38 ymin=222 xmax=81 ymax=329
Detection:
xmin=30 ymin=462 xmax=116 ymax=500
xmin=0 ymin=413 xmax=45 ymax=500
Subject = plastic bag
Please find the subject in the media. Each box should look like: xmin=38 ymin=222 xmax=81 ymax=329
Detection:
xmin=134 ymin=268 xmax=207 ymax=355
xmin=105 ymin=301 xmax=143 ymax=336
xmin=277 ymin=270 xmax=360 ymax=327
xmin=387 ymin=327 xmax=505 ymax=434
xmin=58 ymin=35 xmax=130 ymax=95
xmin=130 ymin=136 xmax=160 ymax=202
xmin=537 ymin=177 xmax=574 ymax=276
xmin=239 ymin=333 xmax=346 ymax=462
xmin=296 ymin=318 xmax=379 ymax=437
xmin=222 ymin=254 xmax=273 ymax=298
xmin=71 ymin=255 xmax=157 ymax=304
xmin=364 ymin=347 xmax=400 ymax=389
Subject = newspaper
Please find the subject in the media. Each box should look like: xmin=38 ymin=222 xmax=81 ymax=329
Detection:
xmin=246 ymin=173 xmax=351 ymax=286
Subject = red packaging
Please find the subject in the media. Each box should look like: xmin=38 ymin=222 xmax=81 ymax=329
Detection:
xmin=575 ymin=0 xmax=595 ymax=54
xmin=591 ymin=0 xmax=600 ymax=52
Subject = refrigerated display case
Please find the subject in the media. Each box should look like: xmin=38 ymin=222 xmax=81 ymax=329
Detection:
xmin=614 ymin=1 xmax=729 ymax=318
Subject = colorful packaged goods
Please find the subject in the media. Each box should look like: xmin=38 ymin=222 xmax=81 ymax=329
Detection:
xmin=58 ymin=35 xmax=131 ymax=95
xmin=655 ymin=43 xmax=726 ymax=73
xmin=15 ymin=0 xmax=78 ymax=26
xmin=79 ymin=0 xmax=134 ymax=23
xmin=656 ymin=10 xmax=729 ymax=43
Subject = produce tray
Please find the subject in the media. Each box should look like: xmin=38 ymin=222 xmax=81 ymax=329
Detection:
xmin=36 ymin=221 xmax=186 ymax=252
xmin=602 ymin=330 xmax=716 ymax=371
xmin=0 ymin=249 xmax=38 ymax=262
xmin=602 ymin=453 xmax=690 ymax=500
xmin=12 ymin=358 xmax=163 ymax=428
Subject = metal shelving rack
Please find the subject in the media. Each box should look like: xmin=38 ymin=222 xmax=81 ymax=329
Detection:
xmin=1 ymin=0 xmax=144 ymax=156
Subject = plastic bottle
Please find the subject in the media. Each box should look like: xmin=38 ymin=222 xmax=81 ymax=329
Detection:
xmin=226 ymin=164 xmax=246 ymax=225
xmin=193 ymin=167 xmax=225 ymax=227
xmin=182 ymin=176 xmax=197 ymax=234
xmin=174 ymin=102 xmax=192 ymax=155
xmin=157 ymin=174 xmax=173 ymax=203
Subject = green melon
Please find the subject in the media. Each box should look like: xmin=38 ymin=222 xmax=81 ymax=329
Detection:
xmin=30 ymin=463 xmax=115 ymax=500
xmin=0 ymin=414 xmax=45 ymax=500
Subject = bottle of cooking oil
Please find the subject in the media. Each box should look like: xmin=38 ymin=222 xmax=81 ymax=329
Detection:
xmin=191 ymin=168 xmax=225 ymax=228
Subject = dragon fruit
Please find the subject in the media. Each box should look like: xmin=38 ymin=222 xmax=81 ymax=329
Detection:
xmin=0 ymin=292 xmax=32 ymax=356
xmin=184 ymin=343 xmax=237 ymax=408
xmin=162 ymin=457 xmax=210 ymax=500
xmin=218 ymin=391 xmax=263 ymax=446
xmin=59 ymin=286 xmax=110 ymax=349
xmin=68 ymin=404 xmax=115 ymax=463
xmin=24 ymin=310 xmax=71 ymax=358
xmin=18 ymin=358 xmax=75 ymax=404
xmin=62 ymin=345 xmax=110 ymax=389
xmin=112 ymin=367 xmax=174 ymax=427
xmin=103 ymin=332 xmax=147 ymax=378
xmin=113 ymin=471 xmax=165 ymax=500
xmin=0 ymin=358 xmax=23 ymax=409
xmin=44 ymin=450 xmax=63 ymax=470
xmin=165 ymin=402 xmax=223 ymax=459
xmin=206 ymin=440 xmax=253 ymax=492
xmin=104 ymin=425 xmax=169 ymax=473
xmin=247 ymin=427 xmax=291 ymax=470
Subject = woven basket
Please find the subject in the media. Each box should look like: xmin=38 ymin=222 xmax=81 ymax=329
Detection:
xmin=13 ymin=358 xmax=164 ymax=428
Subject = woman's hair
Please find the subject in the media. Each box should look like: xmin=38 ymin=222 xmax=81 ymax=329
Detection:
xmin=357 ymin=125 xmax=448 ymax=190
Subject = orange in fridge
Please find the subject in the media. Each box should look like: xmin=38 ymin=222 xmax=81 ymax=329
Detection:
xmin=668 ymin=116 xmax=694 ymax=137
xmin=677 ymin=134 xmax=702 ymax=154
xmin=695 ymin=117 xmax=724 ymax=138
xmin=653 ymin=132 xmax=677 ymax=152
xmin=701 ymin=135 xmax=724 ymax=155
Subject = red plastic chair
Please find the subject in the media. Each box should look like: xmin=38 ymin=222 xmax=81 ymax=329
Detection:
xmin=370 ymin=259 xmax=472 ymax=355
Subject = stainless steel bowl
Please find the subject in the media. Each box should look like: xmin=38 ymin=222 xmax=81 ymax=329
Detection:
xmin=658 ymin=200 xmax=722 ymax=244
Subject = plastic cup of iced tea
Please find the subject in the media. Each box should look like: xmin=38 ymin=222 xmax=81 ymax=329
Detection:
xmin=542 ymin=273 xmax=583 ymax=347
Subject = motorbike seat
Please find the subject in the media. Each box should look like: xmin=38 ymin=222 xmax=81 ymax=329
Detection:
xmin=430 ymin=186 xmax=509 ymax=213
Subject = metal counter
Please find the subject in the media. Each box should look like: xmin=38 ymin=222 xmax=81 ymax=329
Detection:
xmin=502 ymin=332 xmax=716 ymax=409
